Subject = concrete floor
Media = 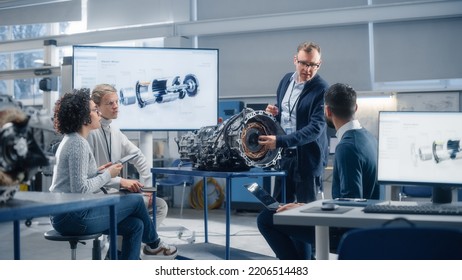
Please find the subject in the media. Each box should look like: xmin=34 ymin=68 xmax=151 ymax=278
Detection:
xmin=0 ymin=206 xmax=276 ymax=260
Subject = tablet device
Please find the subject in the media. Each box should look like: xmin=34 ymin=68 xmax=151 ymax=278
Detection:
xmin=115 ymin=153 xmax=138 ymax=164
xmin=243 ymin=182 xmax=280 ymax=211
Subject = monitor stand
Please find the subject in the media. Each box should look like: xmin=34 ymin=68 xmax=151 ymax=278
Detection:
xmin=432 ymin=186 xmax=453 ymax=204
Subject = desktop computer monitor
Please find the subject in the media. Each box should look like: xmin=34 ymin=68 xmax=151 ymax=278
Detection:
xmin=377 ymin=111 xmax=462 ymax=203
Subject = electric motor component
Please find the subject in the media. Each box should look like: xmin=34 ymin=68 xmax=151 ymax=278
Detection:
xmin=417 ymin=139 xmax=461 ymax=163
xmin=0 ymin=101 xmax=50 ymax=203
xmin=128 ymin=74 xmax=199 ymax=108
xmin=119 ymin=87 xmax=137 ymax=105
xmin=177 ymin=108 xmax=285 ymax=171
xmin=432 ymin=139 xmax=461 ymax=163
xmin=0 ymin=118 xmax=49 ymax=185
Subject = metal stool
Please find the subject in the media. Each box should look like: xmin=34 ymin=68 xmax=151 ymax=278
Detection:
xmin=44 ymin=229 xmax=102 ymax=260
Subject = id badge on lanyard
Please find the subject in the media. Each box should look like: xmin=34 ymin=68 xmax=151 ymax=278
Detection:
xmin=281 ymin=112 xmax=295 ymax=134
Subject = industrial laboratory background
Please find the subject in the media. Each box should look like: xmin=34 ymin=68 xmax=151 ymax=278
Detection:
xmin=0 ymin=0 xmax=461 ymax=260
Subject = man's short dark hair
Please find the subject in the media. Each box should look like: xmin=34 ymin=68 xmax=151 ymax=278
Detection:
xmin=324 ymin=83 xmax=356 ymax=119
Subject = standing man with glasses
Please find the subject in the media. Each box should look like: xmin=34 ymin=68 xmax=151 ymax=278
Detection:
xmin=258 ymin=41 xmax=329 ymax=204
xmin=257 ymin=41 xmax=328 ymax=259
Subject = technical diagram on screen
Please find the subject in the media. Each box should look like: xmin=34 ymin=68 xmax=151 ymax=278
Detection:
xmin=119 ymin=74 xmax=199 ymax=108
xmin=72 ymin=45 xmax=218 ymax=131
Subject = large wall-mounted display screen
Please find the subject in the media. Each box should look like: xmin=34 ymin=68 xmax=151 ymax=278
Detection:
xmin=72 ymin=45 xmax=219 ymax=131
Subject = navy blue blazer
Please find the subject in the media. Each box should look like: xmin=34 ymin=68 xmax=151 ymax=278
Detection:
xmin=275 ymin=73 xmax=329 ymax=180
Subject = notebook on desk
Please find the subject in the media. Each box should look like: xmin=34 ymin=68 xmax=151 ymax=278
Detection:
xmin=243 ymin=182 xmax=280 ymax=211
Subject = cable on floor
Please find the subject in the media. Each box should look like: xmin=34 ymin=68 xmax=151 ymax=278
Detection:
xmin=189 ymin=177 xmax=224 ymax=210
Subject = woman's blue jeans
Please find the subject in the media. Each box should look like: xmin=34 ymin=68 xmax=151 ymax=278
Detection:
xmin=51 ymin=193 xmax=158 ymax=260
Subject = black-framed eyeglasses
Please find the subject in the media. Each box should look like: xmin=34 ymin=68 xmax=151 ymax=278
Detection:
xmin=296 ymin=59 xmax=320 ymax=70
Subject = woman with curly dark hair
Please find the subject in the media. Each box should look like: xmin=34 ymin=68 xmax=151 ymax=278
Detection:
xmin=49 ymin=89 xmax=177 ymax=260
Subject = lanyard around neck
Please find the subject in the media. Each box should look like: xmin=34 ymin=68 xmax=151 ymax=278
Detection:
xmin=288 ymin=80 xmax=302 ymax=119
xmin=101 ymin=127 xmax=112 ymax=162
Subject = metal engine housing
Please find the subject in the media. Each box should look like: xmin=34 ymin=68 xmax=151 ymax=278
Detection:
xmin=177 ymin=108 xmax=285 ymax=171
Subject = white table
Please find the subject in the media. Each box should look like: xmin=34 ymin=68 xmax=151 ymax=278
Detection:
xmin=274 ymin=200 xmax=462 ymax=260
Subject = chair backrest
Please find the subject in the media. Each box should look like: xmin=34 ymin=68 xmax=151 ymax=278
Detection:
xmin=157 ymin=159 xmax=194 ymax=186
xmin=170 ymin=158 xmax=186 ymax=168
xmin=401 ymin=185 xmax=432 ymax=198
xmin=400 ymin=186 xmax=462 ymax=202
xmin=337 ymin=226 xmax=462 ymax=260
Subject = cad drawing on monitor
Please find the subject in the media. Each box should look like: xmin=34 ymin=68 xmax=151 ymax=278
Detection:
xmin=377 ymin=111 xmax=462 ymax=203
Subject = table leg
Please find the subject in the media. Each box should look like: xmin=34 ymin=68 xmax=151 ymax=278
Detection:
xmin=152 ymin=191 xmax=157 ymax=228
xmin=315 ymin=225 xmax=329 ymax=260
xmin=281 ymin=175 xmax=286 ymax=203
xmin=152 ymin=175 xmax=157 ymax=227
xmin=203 ymin=176 xmax=208 ymax=243
xmin=109 ymin=205 xmax=118 ymax=260
xmin=225 ymin=177 xmax=231 ymax=260
xmin=14 ymin=220 xmax=20 ymax=260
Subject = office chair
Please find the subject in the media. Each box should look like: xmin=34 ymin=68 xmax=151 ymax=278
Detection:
xmin=156 ymin=159 xmax=194 ymax=217
xmin=398 ymin=185 xmax=432 ymax=201
xmin=337 ymin=226 xmax=462 ymax=260
xmin=399 ymin=186 xmax=462 ymax=202
xmin=44 ymin=230 xmax=102 ymax=260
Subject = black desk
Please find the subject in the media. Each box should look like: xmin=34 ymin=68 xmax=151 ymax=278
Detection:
xmin=0 ymin=191 xmax=120 ymax=260
xmin=151 ymin=166 xmax=286 ymax=260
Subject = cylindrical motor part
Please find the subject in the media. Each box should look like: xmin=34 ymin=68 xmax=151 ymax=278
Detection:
xmin=183 ymin=74 xmax=199 ymax=97
xmin=447 ymin=140 xmax=461 ymax=159
xmin=433 ymin=139 xmax=461 ymax=163
xmin=238 ymin=110 xmax=285 ymax=168
xmin=156 ymin=92 xmax=181 ymax=103
xmin=135 ymin=81 xmax=151 ymax=108
xmin=119 ymin=87 xmax=137 ymax=105
xmin=240 ymin=122 xmax=268 ymax=160
xmin=134 ymin=75 xmax=199 ymax=108
xmin=418 ymin=146 xmax=433 ymax=161
xmin=151 ymin=79 xmax=169 ymax=94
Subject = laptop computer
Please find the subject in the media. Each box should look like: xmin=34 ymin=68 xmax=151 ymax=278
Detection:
xmin=243 ymin=182 xmax=280 ymax=211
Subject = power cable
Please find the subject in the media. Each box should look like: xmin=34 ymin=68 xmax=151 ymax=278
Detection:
xmin=189 ymin=177 xmax=224 ymax=210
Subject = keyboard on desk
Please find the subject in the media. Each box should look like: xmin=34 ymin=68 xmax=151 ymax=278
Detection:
xmin=363 ymin=203 xmax=462 ymax=216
